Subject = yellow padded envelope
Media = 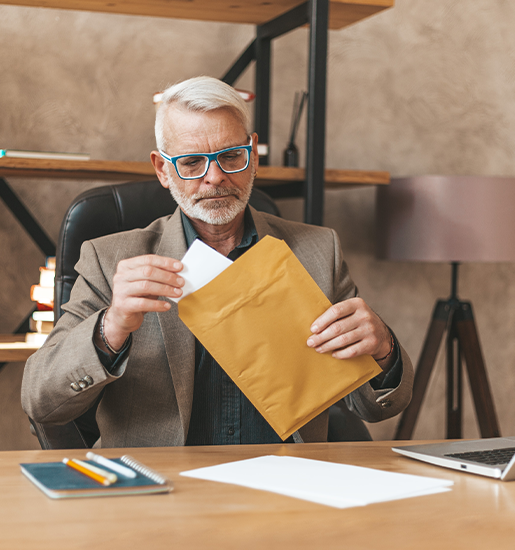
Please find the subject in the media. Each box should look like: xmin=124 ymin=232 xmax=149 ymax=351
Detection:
xmin=178 ymin=235 xmax=382 ymax=440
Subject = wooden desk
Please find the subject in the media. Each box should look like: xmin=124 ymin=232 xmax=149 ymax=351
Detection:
xmin=3 ymin=441 xmax=515 ymax=549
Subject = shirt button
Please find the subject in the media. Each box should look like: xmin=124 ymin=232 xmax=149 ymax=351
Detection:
xmin=228 ymin=427 xmax=235 ymax=436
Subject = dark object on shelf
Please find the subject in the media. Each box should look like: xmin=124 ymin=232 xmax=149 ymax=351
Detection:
xmin=283 ymin=91 xmax=307 ymax=167
xmin=283 ymin=142 xmax=299 ymax=167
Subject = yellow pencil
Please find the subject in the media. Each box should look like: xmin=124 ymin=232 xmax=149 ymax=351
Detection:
xmin=63 ymin=458 xmax=117 ymax=486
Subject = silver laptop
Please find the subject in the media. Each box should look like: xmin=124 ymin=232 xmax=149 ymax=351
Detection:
xmin=392 ymin=437 xmax=515 ymax=481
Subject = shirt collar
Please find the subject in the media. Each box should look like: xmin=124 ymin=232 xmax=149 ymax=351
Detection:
xmin=180 ymin=206 xmax=258 ymax=252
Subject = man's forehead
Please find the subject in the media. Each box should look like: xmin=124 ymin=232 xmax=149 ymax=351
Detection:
xmin=164 ymin=104 xmax=245 ymax=133
xmin=163 ymin=105 xmax=248 ymax=153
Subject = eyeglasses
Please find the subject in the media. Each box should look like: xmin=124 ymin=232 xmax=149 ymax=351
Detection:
xmin=159 ymin=137 xmax=253 ymax=180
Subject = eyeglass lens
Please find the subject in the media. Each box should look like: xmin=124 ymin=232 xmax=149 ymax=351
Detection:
xmin=175 ymin=147 xmax=249 ymax=178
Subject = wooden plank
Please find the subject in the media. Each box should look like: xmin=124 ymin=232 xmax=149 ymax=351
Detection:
xmin=0 ymin=335 xmax=26 ymax=343
xmin=0 ymin=0 xmax=393 ymax=29
xmin=0 ymin=335 xmax=40 ymax=362
xmin=323 ymin=167 xmax=390 ymax=186
xmin=1 ymin=158 xmax=389 ymax=187
xmin=0 ymin=158 xmax=156 ymax=181
xmin=329 ymin=1 xmax=394 ymax=30
xmin=255 ymin=165 xmax=389 ymax=187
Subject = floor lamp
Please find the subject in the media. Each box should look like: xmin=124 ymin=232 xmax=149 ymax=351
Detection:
xmin=376 ymin=175 xmax=515 ymax=440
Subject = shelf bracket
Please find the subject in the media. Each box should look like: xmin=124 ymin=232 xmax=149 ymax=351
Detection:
xmin=0 ymin=177 xmax=56 ymax=257
xmin=305 ymin=0 xmax=329 ymax=226
xmin=220 ymin=1 xmax=328 ymax=224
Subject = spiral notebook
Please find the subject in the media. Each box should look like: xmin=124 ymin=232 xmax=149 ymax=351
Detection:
xmin=20 ymin=455 xmax=173 ymax=499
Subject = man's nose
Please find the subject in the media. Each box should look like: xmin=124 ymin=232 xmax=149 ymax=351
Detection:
xmin=203 ymin=158 xmax=225 ymax=184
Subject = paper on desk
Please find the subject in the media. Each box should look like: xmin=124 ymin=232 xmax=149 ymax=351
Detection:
xmin=168 ymin=239 xmax=233 ymax=303
xmin=179 ymin=236 xmax=382 ymax=440
xmin=180 ymin=455 xmax=453 ymax=509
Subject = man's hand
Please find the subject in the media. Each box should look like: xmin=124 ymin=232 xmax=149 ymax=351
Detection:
xmin=101 ymin=255 xmax=184 ymax=351
xmin=306 ymin=297 xmax=391 ymax=362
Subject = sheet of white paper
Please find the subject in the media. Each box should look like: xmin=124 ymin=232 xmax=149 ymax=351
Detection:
xmin=180 ymin=455 xmax=453 ymax=509
xmin=168 ymin=239 xmax=232 ymax=303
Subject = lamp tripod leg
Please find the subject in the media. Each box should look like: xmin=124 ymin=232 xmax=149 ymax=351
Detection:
xmin=454 ymin=301 xmax=501 ymax=438
xmin=446 ymin=314 xmax=462 ymax=439
xmin=394 ymin=300 xmax=451 ymax=440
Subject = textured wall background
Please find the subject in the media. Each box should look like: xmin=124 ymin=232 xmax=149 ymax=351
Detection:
xmin=1 ymin=0 xmax=515 ymax=449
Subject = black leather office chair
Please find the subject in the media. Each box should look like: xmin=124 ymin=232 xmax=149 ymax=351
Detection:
xmin=29 ymin=179 xmax=370 ymax=448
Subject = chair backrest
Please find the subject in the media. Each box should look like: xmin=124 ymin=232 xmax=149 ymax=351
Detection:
xmin=30 ymin=179 xmax=370 ymax=448
xmin=55 ymin=180 xmax=281 ymax=319
xmin=31 ymin=180 xmax=281 ymax=449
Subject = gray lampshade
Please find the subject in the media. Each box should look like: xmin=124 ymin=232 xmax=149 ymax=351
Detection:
xmin=376 ymin=175 xmax=515 ymax=262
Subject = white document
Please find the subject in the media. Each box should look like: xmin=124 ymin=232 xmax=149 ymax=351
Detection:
xmin=180 ymin=455 xmax=453 ymax=509
xmin=168 ymin=239 xmax=232 ymax=303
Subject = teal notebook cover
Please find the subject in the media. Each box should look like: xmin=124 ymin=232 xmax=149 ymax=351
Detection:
xmin=20 ymin=457 xmax=173 ymax=499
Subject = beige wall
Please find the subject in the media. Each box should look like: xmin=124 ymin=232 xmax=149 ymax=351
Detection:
xmin=1 ymin=0 xmax=514 ymax=449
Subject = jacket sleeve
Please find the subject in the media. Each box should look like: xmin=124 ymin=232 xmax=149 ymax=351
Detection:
xmin=328 ymin=228 xmax=414 ymax=422
xmin=21 ymin=240 xmax=130 ymax=424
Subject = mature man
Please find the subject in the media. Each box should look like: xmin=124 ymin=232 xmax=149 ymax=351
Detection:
xmin=22 ymin=76 xmax=413 ymax=447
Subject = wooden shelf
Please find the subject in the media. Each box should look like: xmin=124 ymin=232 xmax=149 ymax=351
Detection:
xmin=1 ymin=1 xmax=394 ymax=30
xmin=0 ymin=158 xmax=389 ymax=189
xmin=0 ymin=335 xmax=41 ymax=362
xmin=0 ymin=157 xmax=156 ymax=181
xmin=256 ymin=165 xmax=389 ymax=187
xmin=1 ymin=1 xmax=392 ymax=211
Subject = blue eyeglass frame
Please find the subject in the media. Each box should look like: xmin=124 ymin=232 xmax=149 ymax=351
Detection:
xmin=159 ymin=137 xmax=253 ymax=180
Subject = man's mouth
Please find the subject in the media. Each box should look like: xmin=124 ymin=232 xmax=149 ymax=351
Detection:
xmin=193 ymin=190 xmax=238 ymax=203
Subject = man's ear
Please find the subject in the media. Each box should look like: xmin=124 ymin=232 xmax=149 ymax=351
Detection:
xmin=150 ymin=150 xmax=170 ymax=189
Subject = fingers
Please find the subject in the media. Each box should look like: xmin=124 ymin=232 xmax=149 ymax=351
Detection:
xmin=307 ymin=298 xmax=389 ymax=360
xmin=308 ymin=298 xmax=362 ymax=346
xmin=108 ymin=255 xmax=185 ymax=334
xmin=114 ymin=255 xmax=184 ymax=301
xmin=310 ymin=300 xmax=351 ymax=334
xmin=119 ymin=254 xmax=183 ymax=273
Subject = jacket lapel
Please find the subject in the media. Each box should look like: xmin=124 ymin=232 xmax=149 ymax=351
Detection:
xmin=251 ymin=206 xmax=276 ymax=240
xmin=155 ymin=210 xmax=195 ymax=445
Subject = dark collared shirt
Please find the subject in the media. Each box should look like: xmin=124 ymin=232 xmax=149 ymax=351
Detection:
xmin=181 ymin=209 xmax=293 ymax=445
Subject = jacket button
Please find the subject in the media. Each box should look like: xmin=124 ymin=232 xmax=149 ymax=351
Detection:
xmin=83 ymin=375 xmax=94 ymax=386
xmin=380 ymin=399 xmax=392 ymax=408
xmin=70 ymin=382 xmax=82 ymax=392
xmin=78 ymin=379 xmax=88 ymax=389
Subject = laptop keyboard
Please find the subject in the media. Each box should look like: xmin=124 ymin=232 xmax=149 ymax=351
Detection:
xmin=445 ymin=447 xmax=515 ymax=465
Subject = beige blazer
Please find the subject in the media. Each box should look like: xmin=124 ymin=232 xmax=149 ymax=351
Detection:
xmin=21 ymin=208 xmax=413 ymax=447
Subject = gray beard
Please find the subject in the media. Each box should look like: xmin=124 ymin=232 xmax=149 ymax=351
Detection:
xmin=165 ymin=170 xmax=253 ymax=226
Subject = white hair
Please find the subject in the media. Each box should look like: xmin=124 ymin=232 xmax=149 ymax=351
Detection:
xmin=155 ymin=76 xmax=251 ymax=151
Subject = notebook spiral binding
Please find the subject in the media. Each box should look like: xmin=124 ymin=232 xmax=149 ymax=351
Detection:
xmin=120 ymin=455 xmax=168 ymax=485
